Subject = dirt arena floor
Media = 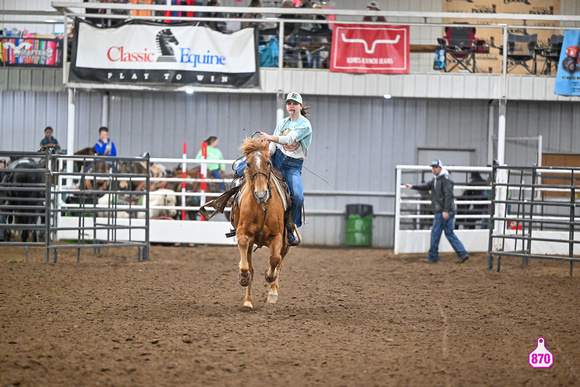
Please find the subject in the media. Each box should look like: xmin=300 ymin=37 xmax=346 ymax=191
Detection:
xmin=1 ymin=244 xmax=579 ymax=387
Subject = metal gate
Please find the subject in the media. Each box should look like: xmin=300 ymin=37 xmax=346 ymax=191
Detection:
xmin=488 ymin=165 xmax=580 ymax=276
xmin=0 ymin=150 xmax=151 ymax=262
xmin=0 ymin=151 xmax=50 ymax=261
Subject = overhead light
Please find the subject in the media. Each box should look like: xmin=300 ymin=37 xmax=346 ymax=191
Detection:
xmin=185 ymin=87 xmax=195 ymax=95
xmin=383 ymin=94 xmax=392 ymax=99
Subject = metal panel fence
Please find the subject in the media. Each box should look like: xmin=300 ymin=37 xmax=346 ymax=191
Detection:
xmin=0 ymin=150 xmax=151 ymax=262
xmin=394 ymin=165 xmax=493 ymax=255
xmin=0 ymin=151 xmax=50 ymax=262
xmin=488 ymin=165 xmax=580 ymax=276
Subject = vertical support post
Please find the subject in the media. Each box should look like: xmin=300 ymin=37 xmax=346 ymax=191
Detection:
xmin=45 ymin=150 xmax=51 ymax=264
xmin=502 ymin=26 xmax=508 ymax=98
xmin=537 ymin=135 xmax=543 ymax=167
xmin=394 ymin=167 xmax=402 ymax=255
xmin=569 ymin=170 xmax=575 ymax=274
xmin=62 ymin=14 xmax=69 ymax=86
xmin=102 ymin=92 xmax=110 ymax=127
xmin=66 ymin=88 xmax=76 ymax=188
xmin=497 ymin=101 xmax=506 ymax=165
xmin=487 ymin=165 xmax=497 ymax=271
xmin=143 ymin=153 xmax=150 ymax=261
xmin=200 ymin=141 xmax=207 ymax=220
xmin=487 ymin=101 xmax=495 ymax=166
xmin=277 ymin=90 xmax=284 ymax=124
xmin=493 ymin=166 xmax=508 ymax=252
xmin=278 ymin=20 xmax=284 ymax=75
xmin=181 ymin=142 xmax=187 ymax=221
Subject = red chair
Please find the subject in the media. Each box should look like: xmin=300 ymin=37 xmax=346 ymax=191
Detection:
xmin=437 ymin=26 xmax=483 ymax=73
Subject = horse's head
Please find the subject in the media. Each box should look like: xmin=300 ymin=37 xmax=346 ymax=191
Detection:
xmin=241 ymin=138 xmax=271 ymax=204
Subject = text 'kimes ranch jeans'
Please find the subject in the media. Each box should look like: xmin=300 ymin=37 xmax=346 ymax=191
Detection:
xmin=272 ymin=149 xmax=304 ymax=228
xmin=428 ymin=211 xmax=467 ymax=262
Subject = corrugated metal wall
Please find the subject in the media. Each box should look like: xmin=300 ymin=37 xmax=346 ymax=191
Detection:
xmin=2 ymin=88 xmax=580 ymax=247
xmin=0 ymin=90 xmax=492 ymax=247
xmin=3 ymin=0 xmax=580 ymax=247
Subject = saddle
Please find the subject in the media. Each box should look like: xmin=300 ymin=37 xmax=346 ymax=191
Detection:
xmin=199 ymin=168 xmax=293 ymax=238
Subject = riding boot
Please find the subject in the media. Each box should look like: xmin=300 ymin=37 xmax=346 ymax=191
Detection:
xmin=285 ymin=210 xmax=300 ymax=246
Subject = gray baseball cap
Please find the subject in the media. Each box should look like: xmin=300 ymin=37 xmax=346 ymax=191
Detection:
xmin=430 ymin=159 xmax=443 ymax=168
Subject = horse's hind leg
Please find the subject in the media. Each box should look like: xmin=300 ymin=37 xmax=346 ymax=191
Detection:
xmin=266 ymin=235 xmax=284 ymax=304
xmin=237 ymin=234 xmax=254 ymax=309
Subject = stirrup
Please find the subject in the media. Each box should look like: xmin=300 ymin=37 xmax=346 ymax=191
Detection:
xmin=286 ymin=225 xmax=302 ymax=246
xmin=225 ymin=229 xmax=236 ymax=238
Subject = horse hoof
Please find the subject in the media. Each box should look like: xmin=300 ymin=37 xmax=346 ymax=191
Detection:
xmin=267 ymin=293 xmax=278 ymax=304
xmin=239 ymin=272 xmax=251 ymax=287
xmin=243 ymin=301 xmax=253 ymax=309
xmin=264 ymin=269 xmax=278 ymax=283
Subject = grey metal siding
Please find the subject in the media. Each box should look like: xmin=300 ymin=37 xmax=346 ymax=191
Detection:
xmin=2 ymin=92 xmax=580 ymax=247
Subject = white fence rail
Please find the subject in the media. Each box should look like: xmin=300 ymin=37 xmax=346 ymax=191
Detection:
xmin=394 ymin=165 xmax=493 ymax=255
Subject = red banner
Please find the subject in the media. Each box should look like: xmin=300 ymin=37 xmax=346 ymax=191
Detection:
xmin=330 ymin=25 xmax=409 ymax=74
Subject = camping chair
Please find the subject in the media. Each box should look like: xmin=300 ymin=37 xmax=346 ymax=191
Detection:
xmin=539 ymin=34 xmax=564 ymax=75
xmin=437 ymin=26 xmax=482 ymax=73
xmin=503 ymin=33 xmax=538 ymax=74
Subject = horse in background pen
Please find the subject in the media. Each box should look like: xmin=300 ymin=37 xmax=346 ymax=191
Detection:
xmin=229 ymin=138 xmax=290 ymax=309
xmin=0 ymin=157 xmax=47 ymax=242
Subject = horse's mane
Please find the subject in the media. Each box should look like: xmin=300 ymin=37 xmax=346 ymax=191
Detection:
xmin=240 ymin=138 xmax=269 ymax=157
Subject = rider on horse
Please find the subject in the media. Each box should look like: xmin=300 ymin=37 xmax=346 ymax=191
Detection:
xmin=233 ymin=92 xmax=313 ymax=246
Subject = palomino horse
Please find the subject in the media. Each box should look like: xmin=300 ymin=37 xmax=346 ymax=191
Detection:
xmin=232 ymin=138 xmax=289 ymax=309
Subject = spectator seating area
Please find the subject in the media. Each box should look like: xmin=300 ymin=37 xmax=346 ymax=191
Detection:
xmin=0 ymin=12 xmax=565 ymax=74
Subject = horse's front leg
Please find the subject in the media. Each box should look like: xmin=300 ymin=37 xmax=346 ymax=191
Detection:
xmin=265 ymin=234 xmax=284 ymax=304
xmin=237 ymin=233 xmax=254 ymax=309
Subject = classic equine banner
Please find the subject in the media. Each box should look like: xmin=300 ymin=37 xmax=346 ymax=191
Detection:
xmin=70 ymin=19 xmax=259 ymax=87
xmin=330 ymin=25 xmax=410 ymax=74
xmin=1 ymin=37 xmax=63 ymax=67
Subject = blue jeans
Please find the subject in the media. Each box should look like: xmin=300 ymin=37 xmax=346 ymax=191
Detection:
xmin=272 ymin=149 xmax=304 ymax=228
xmin=428 ymin=211 xmax=467 ymax=262
xmin=234 ymin=150 xmax=304 ymax=227
xmin=210 ymin=169 xmax=225 ymax=191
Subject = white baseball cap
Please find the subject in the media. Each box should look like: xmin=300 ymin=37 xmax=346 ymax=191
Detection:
xmin=284 ymin=92 xmax=303 ymax=105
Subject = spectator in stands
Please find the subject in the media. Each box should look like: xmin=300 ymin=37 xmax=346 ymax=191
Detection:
xmin=96 ymin=0 xmax=130 ymax=27
xmin=363 ymin=1 xmax=386 ymax=23
xmin=242 ymin=0 xmax=263 ymax=29
xmin=39 ymin=126 xmax=61 ymax=153
xmin=404 ymin=159 xmax=469 ymax=264
xmin=95 ymin=126 xmax=117 ymax=156
xmin=294 ymin=0 xmax=313 ymax=8
xmin=310 ymin=2 xmax=330 ymax=68
xmin=196 ymin=136 xmax=226 ymax=191
xmin=280 ymin=0 xmax=298 ymax=41
xmin=129 ymin=0 xmax=153 ymax=18
xmin=84 ymin=0 xmax=102 ymax=24
xmin=203 ymin=0 xmax=227 ymax=32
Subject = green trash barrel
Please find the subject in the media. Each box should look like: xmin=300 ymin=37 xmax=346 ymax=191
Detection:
xmin=345 ymin=204 xmax=373 ymax=246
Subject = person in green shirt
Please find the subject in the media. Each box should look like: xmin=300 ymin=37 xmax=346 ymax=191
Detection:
xmin=196 ymin=136 xmax=226 ymax=191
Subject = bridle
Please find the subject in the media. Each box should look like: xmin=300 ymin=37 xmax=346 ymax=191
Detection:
xmin=248 ymin=152 xmax=273 ymax=202
xmin=247 ymin=151 xmax=273 ymax=248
